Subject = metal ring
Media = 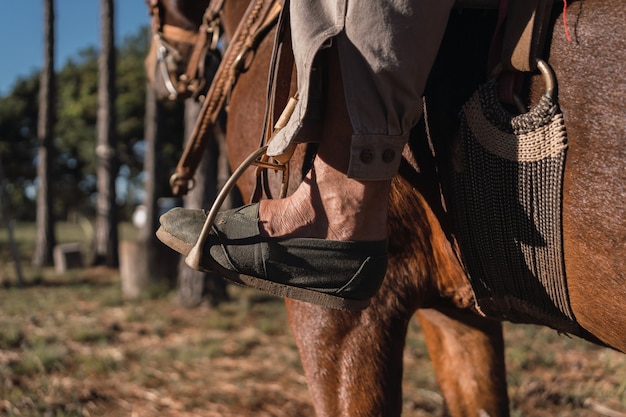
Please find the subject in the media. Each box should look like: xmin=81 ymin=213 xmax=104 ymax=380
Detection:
xmin=490 ymin=60 xmax=557 ymax=112
xmin=232 ymin=46 xmax=254 ymax=75
xmin=536 ymin=59 xmax=555 ymax=99
xmin=169 ymin=173 xmax=195 ymax=194
xmin=207 ymin=21 xmax=221 ymax=51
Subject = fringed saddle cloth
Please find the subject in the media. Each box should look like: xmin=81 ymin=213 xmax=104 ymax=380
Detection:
xmin=446 ymin=78 xmax=585 ymax=335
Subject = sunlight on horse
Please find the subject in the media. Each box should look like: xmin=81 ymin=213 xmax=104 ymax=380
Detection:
xmin=146 ymin=0 xmax=625 ymax=415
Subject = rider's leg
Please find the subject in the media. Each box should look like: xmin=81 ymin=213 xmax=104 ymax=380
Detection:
xmin=157 ymin=46 xmax=391 ymax=310
xmin=259 ymin=46 xmax=390 ymax=243
xmin=157 ymin=0 xmax=455 ymax=310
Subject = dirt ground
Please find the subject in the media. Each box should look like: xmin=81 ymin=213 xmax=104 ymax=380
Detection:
xmin=1 ymin=268 xmax=625 ymax=417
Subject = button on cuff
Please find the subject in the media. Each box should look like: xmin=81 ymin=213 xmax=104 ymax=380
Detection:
xmin=347 ymin=134 xmax=407 ymax=180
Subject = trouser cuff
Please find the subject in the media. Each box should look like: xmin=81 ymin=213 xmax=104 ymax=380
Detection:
xmin=347 ymin=134 xmax=408 ymax=180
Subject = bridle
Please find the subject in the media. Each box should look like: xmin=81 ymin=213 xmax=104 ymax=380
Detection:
xmin=167 ymin=0 xmax=284 ymax=196
xmin=146 ymin=0 xmax=224 ymax=100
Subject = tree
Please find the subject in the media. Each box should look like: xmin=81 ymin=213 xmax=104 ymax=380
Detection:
xmin=119 ymin=82 xmax=180 ymax=299
xmin=0 ymin=76 xmax=39 ymax=221
xmin=32 ymin=0 xmax=57 ymax=267
xmin=0 ymin=26 xmax=183 ymax=223
xmin=176 ymin=99 xmax=229 ymax=307
xmin=137 ymin=84 xmax=163 ymax=252
xmin=93 ymin=0 xmax=119 ymax=266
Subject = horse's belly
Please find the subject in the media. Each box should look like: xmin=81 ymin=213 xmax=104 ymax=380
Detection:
xmin=553 ymin=0 xmax=626 ymax=351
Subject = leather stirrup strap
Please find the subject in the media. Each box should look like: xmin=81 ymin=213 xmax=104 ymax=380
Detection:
xmin=501 ymin=0 xmax=554 ymax=72
xmin=250 ymin=0 xmax=295 ymax=203
xmin=170 ymin=0 xmax=282 ymax=196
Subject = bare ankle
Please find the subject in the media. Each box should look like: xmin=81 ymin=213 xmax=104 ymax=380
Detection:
xmin=258 ymin=162 xmax=390 ymax=241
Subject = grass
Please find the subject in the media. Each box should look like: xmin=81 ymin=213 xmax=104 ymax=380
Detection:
xmin=0 ymin=220 xmax=138 ymax=286
xmin=0 ymin=222 xmax=625 ymax=416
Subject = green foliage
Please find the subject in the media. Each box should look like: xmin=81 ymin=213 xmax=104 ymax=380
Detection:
xmin=0 ymin=76 xmax=39 ymax=219
xmin=0 ymin=25 xmax=185 ymax=221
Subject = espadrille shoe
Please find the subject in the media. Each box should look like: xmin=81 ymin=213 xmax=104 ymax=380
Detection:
xmin=157 ymin=203 xmax=388 ymax=310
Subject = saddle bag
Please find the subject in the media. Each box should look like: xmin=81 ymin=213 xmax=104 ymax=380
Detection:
xmin=445 ymin=66 xmax=587 ymax=335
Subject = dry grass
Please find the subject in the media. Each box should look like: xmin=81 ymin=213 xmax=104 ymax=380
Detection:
xmin=0 ymin=270 xmax=313 ymax=417
xmin=0 ymin=223 xmax=625 ymax=416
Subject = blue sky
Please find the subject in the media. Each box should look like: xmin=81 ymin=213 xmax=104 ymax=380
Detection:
xmin=0 ymin=1 xmax=150 ymax=96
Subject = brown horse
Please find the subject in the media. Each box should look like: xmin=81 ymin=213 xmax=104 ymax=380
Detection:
xmin=147 ymin=1 xmax=625 ymax=416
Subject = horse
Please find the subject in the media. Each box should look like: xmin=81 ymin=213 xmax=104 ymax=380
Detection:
xmin=146 ymin=1 xmax=625 ymax=416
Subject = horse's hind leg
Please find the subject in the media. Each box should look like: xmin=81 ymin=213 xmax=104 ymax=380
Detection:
xmin=417 ymin=308 xmax=509 ymax=417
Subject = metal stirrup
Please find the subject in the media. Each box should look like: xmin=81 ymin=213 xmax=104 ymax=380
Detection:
xmin=185 ymin=94 xmax=299 ymax=270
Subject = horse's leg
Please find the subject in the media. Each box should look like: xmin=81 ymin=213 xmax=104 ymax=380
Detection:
xmin=286 ymin=303 xmax=509 ymax=417
xmin=380 ymin=175 xmax=510 ymax=416
xmin=230 ymin=36 xmax=409 ymax=414
xmin=417 ymin=308 xmax=509 ymax=417
xmin=286 ymin=296 xmax=411 ymax=417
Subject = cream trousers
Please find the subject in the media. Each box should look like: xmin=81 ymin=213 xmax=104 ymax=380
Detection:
xmin=266 ymin=0 xmax=455 ymax=179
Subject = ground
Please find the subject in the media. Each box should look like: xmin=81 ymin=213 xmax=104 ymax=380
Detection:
xmin=0 ymin=265 xmax=625 ymax=417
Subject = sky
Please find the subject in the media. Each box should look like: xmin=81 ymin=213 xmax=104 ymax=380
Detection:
xmin=0 ymin=0 xmax=150 ymax=96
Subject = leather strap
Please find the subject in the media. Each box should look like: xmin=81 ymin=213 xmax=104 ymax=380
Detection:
xmin=160 ymin=25 xmax=199 ymax=44
xmin=170 ymin=0 xmax=283 ymax=196
xmin=148 ymin=0 xmax=222 ymax=100
xmin=501 ymin=0 xmax=554 ymax=72
xmin=251 ymin=1 xmax=294 ymax=202
xmin=179 ymin=0 xmax=226 ymax=96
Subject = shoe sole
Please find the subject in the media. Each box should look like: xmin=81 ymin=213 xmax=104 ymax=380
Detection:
xmin=156 ymin=226 xmax=370 ymax=311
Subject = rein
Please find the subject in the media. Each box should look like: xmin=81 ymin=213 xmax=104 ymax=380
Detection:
xmin=168 ymin=0 xmax=283 ymax=196
xmin=147 ymin=0 xmax=223 ymax=100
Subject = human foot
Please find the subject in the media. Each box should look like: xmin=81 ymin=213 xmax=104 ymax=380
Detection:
xmin=156 ymin=150 xmax=391 ymax=310
xmin=258 ymin=159 xmax=391 ymax=242
xmin=157 ymin=203 xmax=388 ymax=310
xmin=157 ymin=41 xmax=392 ymax=309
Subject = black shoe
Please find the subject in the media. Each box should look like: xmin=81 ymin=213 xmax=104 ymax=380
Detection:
xmin=157 ymin=203 xmax=388 ymax=310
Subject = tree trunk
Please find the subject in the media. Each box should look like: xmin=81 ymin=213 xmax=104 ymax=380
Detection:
xmin=0 ymin=158 xmax=24 ymax=285
xmin=119 ymin=83 xmax=178 ymax=300
xmin=93 ymin=0 xmax=119 ymax=266
xmin=176 ymin=99 xmax=229 ymax=307
xmin=137 ymin=84 xmax=163 ymax=246
xmin=32 ymin=0 xmax=57 ymax=267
